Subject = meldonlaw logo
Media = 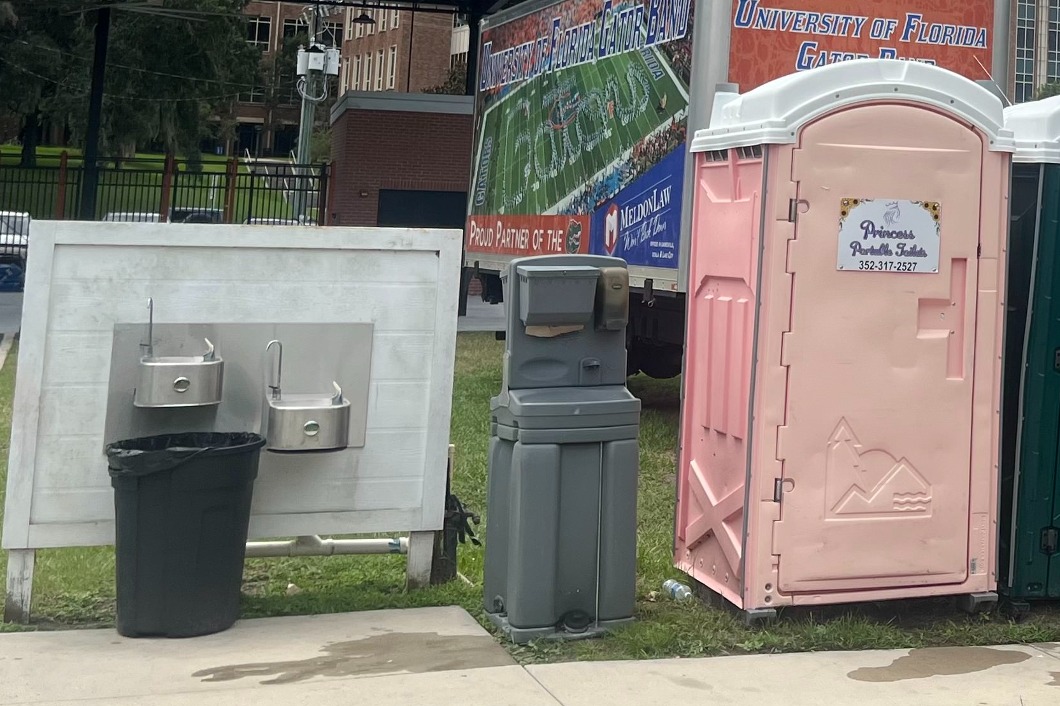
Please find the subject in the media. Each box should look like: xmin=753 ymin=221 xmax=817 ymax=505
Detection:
xmin=604 ymin=203 xmax=620 ymax=256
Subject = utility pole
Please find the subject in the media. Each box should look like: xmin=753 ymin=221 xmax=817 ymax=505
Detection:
xmin=80 ymin=7 xmax=111 ymax=220
xmin=296 ymin=7 xmax=320 ymax=169
xmin=293 ymin=5 xmax=338 ymax=223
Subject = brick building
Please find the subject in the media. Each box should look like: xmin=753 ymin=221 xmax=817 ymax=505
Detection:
xmin=1011 ymin=0 xmax=1060 ymax=102
xmin=329 ymin=93 xmax=473 ymax=227
xmin=338 ymin=7 xmax=454 ymax=94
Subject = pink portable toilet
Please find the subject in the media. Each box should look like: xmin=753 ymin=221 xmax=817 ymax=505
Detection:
xmin=675 ymin=59 xmax=1013 ymax=620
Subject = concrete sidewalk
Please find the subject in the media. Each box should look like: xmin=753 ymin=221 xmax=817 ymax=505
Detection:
xmin=1 ymin=607 xmax=1058 ymax=705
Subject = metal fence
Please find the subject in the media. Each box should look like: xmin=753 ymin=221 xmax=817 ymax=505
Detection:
xmin=0 ymin=153 xmax=331 ymax=225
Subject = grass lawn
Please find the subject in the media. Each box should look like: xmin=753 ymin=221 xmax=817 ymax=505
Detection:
xmin=2 ymin=333 xmax=1060 ymax=660
xmin=0 ymin=145 xmax=233 ymax=170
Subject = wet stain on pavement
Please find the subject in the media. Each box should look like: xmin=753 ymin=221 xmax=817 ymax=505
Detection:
xmin=848 ymin=647 xmax=1030 ymax=682
xmin=1048 ymin=672 xmax=1060 ymax=687
xmin=193 ymin=632 xmax=515 ymax=685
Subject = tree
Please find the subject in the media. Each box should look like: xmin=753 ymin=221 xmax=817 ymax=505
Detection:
xmin=0 ymin=3 xmax=87 ymax=166
xmin=1036 ymin=83 xmax=1060 ymax=100
xmin=258 ymin=30 xmax=307 ymax=158
xmin=425 ymin=62 xmax=468 ymax=96
xmin=310 ymin=126 xmax=330 ymax=163
xmin=96 ymin=0 xmax=260 ymax=158
xmin=0 ymin=1 xmax=261 ymax=162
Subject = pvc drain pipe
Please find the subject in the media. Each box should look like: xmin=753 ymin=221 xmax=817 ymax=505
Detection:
xmin=245 ymin=535 xmax=409 ymax=558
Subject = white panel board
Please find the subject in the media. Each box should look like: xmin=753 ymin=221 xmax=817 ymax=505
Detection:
xmin=1 ymin=222 xmax=461 ymax=550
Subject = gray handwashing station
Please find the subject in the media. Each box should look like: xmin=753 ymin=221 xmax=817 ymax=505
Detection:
xmin=483 ymin=255 xmax=641 ymax=644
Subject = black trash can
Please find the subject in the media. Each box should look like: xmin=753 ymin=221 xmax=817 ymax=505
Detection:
xmin=106 ymin=432 xmax=266 ymax=638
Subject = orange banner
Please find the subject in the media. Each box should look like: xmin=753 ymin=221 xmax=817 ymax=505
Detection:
xmin=465 ymin=215 xmax=592 ymax=257
xmin=728 ymin=0 xmax=995 ymax=93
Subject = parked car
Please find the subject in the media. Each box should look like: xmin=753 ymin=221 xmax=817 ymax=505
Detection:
xmin=171 ymin=207 xmax=223 ymax=224
xmin=244 ymin=217 xmax=301 ymax=225
xmin=0 ymin=211 xmax=30 ymax=263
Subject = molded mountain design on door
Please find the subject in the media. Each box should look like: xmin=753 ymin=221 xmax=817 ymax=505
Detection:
xmin=826 ymin=420 xmax=933 ymax=518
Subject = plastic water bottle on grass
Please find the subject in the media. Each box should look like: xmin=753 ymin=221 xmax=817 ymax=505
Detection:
xmin=663 ymin=579 xmax=692 ymax=601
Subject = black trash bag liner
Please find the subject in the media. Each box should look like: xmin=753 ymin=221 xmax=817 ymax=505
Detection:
xmin=106 ymin=432 xmax=266 ymax=478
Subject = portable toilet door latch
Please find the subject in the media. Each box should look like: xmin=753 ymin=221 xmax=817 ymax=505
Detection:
xmin=263 ymin=339 xmax=351 ymax=453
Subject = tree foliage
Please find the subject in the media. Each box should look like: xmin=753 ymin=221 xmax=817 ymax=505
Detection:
xmin=425 ymin=62 xmax=468 ymax=96
xmin=0 ymin=2 xmax=88 ymax=165
xmin=99 ymin=0 xmax=260 ymax=158
xmin=1036 ymin=82 xmax=1060 ymax=100
xmin=0 ymin=0 xmax=260 ymax=162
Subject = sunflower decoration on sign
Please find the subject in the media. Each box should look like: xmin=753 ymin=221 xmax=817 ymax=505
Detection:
xmin=839 ymin=197 xmax=861 ymax=223
xmin=913 ymin=201 xmax=942 ymax=233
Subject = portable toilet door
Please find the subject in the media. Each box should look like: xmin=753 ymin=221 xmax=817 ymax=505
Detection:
xmin=999 ymin=96 xmax=1060 ymax=607
xmin=675 ymin=59 xmax=1014 ymax=620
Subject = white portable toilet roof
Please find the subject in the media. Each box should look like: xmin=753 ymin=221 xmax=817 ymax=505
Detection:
xmin=1004 ymin=96 xmax=1060 ymax=163
xmin=692 ymin=59 xmax=1014 ymax=154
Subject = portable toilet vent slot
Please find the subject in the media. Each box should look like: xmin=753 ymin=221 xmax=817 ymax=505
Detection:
xmin=133 ymin=298 xmax=224 ymax=408
xmin=263 ymin=339 xmax=351 ymax=453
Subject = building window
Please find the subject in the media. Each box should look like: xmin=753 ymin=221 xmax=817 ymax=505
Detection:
xmin=356 ymin=18 xmax=363 ymax=38
xmin=367 ymin=10 xmax=375 ymax=35
xmin=247 ymin=16 xmax=271 ymax=47
xmin=1048 ymin=0 xmax=1060 ymax=85
xmin=321 ymin=21 xmax=342 ymax=47
xmin=391 ymin=9 xmax=399 ymax=28
xmin=380 ymin=6 xmax=388 ymax=32
xmin=353 ymin=54 xmax=361 ymax=90
xmin=282 ymin=18 xmax=339 ymax=46
xmin=364 ymin=51 xmax=373 ymax=91
xmin=1016 ymin=0 xmax=1036 ymax=102
xmin=273 ymin=68 xmax=298 ymax=105
xmin=387 ymin=45 xmax=397 ymax=89
xmin=376 ymin=49 xmax=384 ymax=90
xmin=346 ymin=13 xmax=353 ymax=40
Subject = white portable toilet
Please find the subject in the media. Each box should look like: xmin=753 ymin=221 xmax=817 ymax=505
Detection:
xmin=674 ymin=59 xmax=1014 ymax=619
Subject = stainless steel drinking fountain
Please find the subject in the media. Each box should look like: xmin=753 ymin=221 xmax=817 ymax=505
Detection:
xmin=263 ymin=340 xmax=351 ymax=453
xmin=133 ymin=299 xmax=225 ymax=408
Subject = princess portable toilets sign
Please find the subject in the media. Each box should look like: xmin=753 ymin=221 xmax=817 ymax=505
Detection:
xmin=674 ymin=59 xmax=1013 ymax=620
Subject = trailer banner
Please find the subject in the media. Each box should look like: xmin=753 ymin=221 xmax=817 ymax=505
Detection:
xmin=467 ymin=0 xmax=694 ymax=268
xmin=466 ymin=214 xmax=592 ymax=256
xmin=728 ymin=0 xmax=995 ymax=92
xmin=590 ymin=147 xmax=682 ymax=268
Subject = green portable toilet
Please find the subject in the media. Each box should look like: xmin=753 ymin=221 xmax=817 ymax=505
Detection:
xmin=1000 ymin=95 xmax=1060 ymax=609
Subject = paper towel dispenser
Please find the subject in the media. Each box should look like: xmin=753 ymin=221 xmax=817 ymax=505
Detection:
xmin=502 ymin=255 xmax=630 ymax=389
